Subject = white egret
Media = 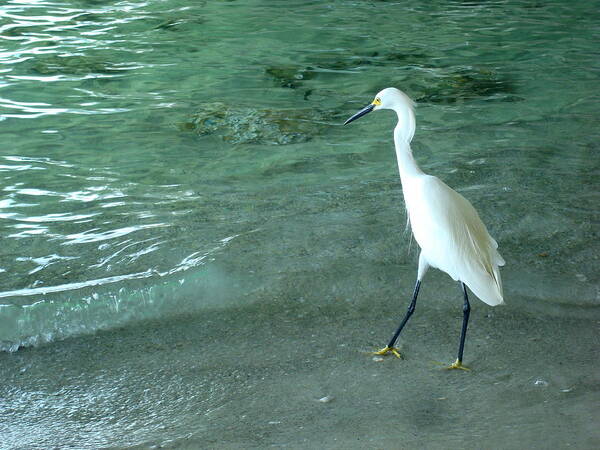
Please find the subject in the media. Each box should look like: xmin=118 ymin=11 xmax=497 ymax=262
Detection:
xmin=344 ymin=87 xmax=505 ymax=370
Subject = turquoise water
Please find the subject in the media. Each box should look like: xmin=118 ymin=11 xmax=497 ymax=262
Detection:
xmin=1 ymin=0 xmax=599 ymax=448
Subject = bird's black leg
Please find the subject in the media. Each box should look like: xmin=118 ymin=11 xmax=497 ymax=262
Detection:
xmin=387 ymin=280 xmax=421 ymax=348
xmin=374 ymin=279 xmax=421 ymax=358
xmin=448 ymin=282 xmax=471 ymax=370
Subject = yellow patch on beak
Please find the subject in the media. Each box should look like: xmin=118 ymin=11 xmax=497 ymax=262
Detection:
xmin=371 ymin=97 xmax=382 ymax=106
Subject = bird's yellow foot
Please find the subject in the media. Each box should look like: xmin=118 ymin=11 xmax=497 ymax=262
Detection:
xmin=373 ymin=346 xmax=401 ymax=359
xmin=446 ymin=359 xmax=471 ymax=371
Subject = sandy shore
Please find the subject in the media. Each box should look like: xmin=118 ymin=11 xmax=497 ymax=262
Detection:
xmin=1 ymin=287 xmax=598 ymax=449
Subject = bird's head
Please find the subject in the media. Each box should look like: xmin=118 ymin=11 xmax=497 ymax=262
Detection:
xmin=344 ymin=87 xmax=415 ymax=125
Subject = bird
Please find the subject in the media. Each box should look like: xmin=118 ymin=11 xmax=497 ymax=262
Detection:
xmin=344 ymin=87 xmax=505 ymax=370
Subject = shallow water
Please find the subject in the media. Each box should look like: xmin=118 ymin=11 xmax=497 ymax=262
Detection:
xmin=1 ymin=0 xmax=599 ymax=448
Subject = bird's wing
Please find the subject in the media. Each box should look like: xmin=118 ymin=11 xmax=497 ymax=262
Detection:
xmin=405 ymin=175 xmax=505 ymax=305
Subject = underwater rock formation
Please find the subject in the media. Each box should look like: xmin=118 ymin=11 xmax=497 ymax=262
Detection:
xmin=265 ymin=52 xmax=518 ymax=103
xmin=178 ymin=103 xmax=331 ymax=145
xmin=30 ymin=55 xmax=129 ymax=76
xmin=412 ymin=67 xmax=518 ymax=104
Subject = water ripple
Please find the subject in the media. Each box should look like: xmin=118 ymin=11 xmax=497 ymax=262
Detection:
xmin=62 ymin=223 xmax=167 ymax=245
xmin=0 ymin=232 xmax=241 ymax=300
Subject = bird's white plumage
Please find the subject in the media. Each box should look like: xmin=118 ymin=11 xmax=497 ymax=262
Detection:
xmin=376 ymin=87 xmax=505 ymax=306
xmin=405 ymin=175 xmax=504 ymax=305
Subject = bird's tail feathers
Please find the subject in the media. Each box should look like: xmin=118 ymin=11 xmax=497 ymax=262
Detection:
xmin=464 ymin=262 xmax=504 ymax=306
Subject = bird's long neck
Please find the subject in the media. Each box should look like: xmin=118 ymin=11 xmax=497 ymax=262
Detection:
xmin=393 ymin=107 xmax=422 ymax=180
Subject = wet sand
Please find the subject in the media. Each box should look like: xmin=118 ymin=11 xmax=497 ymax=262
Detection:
xmin=2 ymin=282 xmax=598 ymax=449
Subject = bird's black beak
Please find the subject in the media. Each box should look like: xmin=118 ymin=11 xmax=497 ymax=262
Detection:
xmin=344 ymin=104 xmax=375 ymax=125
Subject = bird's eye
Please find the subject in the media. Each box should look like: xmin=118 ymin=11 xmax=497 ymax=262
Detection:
xmin=373 ymin=97 xmax=382 ymax=106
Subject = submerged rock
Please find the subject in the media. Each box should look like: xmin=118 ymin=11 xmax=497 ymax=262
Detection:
xmin=265 ymin=52 xmax=518 ymax=104
xmin=410 ymin=67 xmax=519 ymax=104
xmin=264 ymin=50 xmax=428 ymax=89
xmin=265 ymin=66 xmax=316 ymax=89
xmin=30 ymin=55 xmax=129 ymax=76
xmin=306 ymin=50 xmax=428 ymax=71
xmin=178 ymin=103 xmax=331 ymax=145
